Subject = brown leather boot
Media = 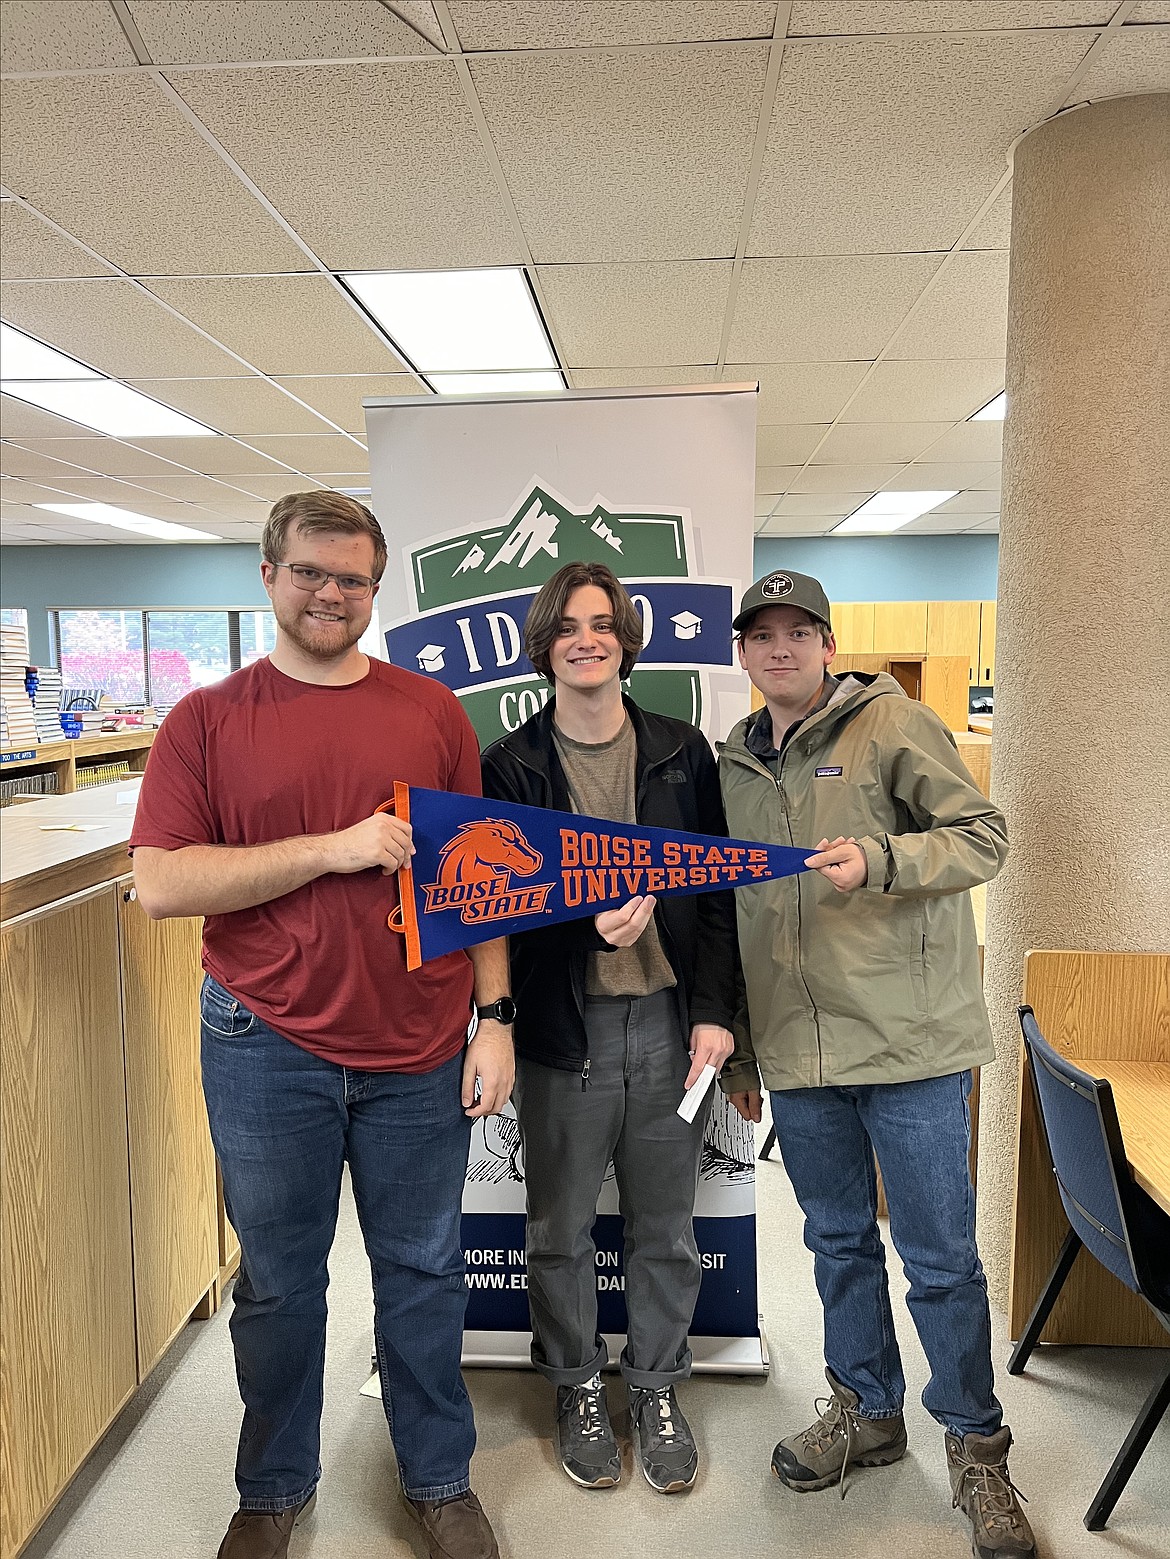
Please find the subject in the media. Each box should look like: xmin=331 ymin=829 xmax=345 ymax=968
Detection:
xmin=946 ymin=1427 xmax=1037 ymax=1558
xmin=216 ymin=1490 xmax=315 ymax=1559
xmin=403 ymin=1489 xmax=501 ymax=1559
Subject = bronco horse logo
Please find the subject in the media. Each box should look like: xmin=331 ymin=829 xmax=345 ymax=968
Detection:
xmin=421 ymin=820 xmax=553 ymax=925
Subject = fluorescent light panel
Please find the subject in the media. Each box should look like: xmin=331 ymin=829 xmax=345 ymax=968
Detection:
xmin=971 ymin=391 xmax=1006 ymax=420
xmin=833 ymin=490 xmax=958 ymax=534
xmin=343 ymin=268 xmax=557 ymax=373
xmin=429 ymin=371 xmax=564 ymax=396
xmin=3 ymin=379 xmax=215 ymax=438
xmin=36 ymin=502 xmax=222 ymax=542
xmin=0 ymin=321 xmax=100 ymax=380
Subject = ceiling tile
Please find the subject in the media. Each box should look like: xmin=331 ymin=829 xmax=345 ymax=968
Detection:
xmin=789 ymin=461 xmax=906 ymax=492
xmin=0 ymin=395 xmax=96 ymax=440
xmin=916 ymin=420 xmax=1003 ymax=462
xmin=471 ymin=47 xmax=767 ymax=262
xmin=814 ymin=422 xmax=952 ymax=463
xmin=841 ymin=359 xmax=1004 ymax=421
xmin=730 ymin=254 xmax=942 ymax=360
xmin=0 ymin=477 xmax=65 ymax=504
xmin=0 ymin=204 xmax=118 ymax=281
xmin=773 ymin=492 xmax=865 ymax=516
xmin=0 ymin=75 xmax=310 ymax=275
xmin=1129 ymin=4 xmax=1170 ymax=20
xmin=568 ymin=367 xmax=717 ymax=390
xmin=756 ymin=514 xmax=840 ymax=535
xmin=271 ymin=374 xmax=431 ymax=432
xmin=0 ymin=0 xmax=139 ymax=69
xmin=125 ymin=436 xmax=294 ymax=475
xmin=899 ymin=461 xmax=1001 ymax=490
xmin=887 ymin=253 xmax=1010 ymax=358
xmin=244 ymin=435 xmax=370 ymax=472
xmin=963 ymin=186 xmax=1013 ymax=251
xmin=1075 ymin=25 xmax=1170 ymax=95
xmin=898 ymin=513 xmax=979 ymax=533
xmin=935 ymin=490 xmax=1008 ymax=515
xmin=171 ymin=63 xmax=520 ymax=271
xmin=757 ymin=424 xmax=829 ymax=464
xmin=538 ymin=263 xmax=733 ymax=366
xmin=788 ymin=3 xmax=1111 ymax=33
xmin=393 ymin=3 xmax=446 ymax=49
xmin=124 ymin=377 xmax=337 ymax=436
xmin=142 ymin=276 xmax=403 ymax=375
xmin=9 ymin=437 xmax=188 ymax=478
xmin=749 ymin=32 xmax=1092 ymax=256
xmin=755 ymin=464 xmax=804 ymax=493
xmin=120 ymin=473 xmax=260 ymax=503
xmin=228 ymin=472 xmax=326 ymax=500
xmin=1 ymin=443 xmax=91 ymax=480
xmin=966 ymin=518 xmax=1001 ymax=532
xmin=0 ymin=279 xmax=250 ymax=378
xmin=126 ymin=1 xmax=437 ymax=64
xmin=450 ymin=1 xmax=777 ymax=48
xmin=187 ymin=495 xmax=274 ymax=521
xmin=724 ymin=361 xmax=870 ymax=422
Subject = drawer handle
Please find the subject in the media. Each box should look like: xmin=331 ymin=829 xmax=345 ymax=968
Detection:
xmin=123 ymin=887 xmax=137 ymax=903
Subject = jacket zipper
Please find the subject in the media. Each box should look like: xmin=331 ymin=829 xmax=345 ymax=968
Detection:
xmin=723 ymin=744 xmax=824 ymax=1087
xmin=581 ymin=1058 xmax=591 ymax=1091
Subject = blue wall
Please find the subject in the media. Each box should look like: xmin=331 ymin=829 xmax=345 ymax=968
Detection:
xmin=1 ymin=534 xmax=1000 ymax=665
xmin=1 ymin=544 xmax=268 ymax=663
xmin=753 ymin=535 xmax=998 ymax=601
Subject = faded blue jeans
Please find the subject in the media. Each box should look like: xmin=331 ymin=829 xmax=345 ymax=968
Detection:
xmin=769 ymin=1070 xmax=1003 ymax=1439
xmin=200 ymin=974 xmax=475 ymax=1511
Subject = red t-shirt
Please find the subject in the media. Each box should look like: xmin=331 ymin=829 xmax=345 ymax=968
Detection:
xmin=130 ymin=656 xmax=479 ymax=1071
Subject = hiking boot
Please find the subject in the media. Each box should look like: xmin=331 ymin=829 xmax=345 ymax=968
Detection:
xmin=216 ymin=1491 xmax=315 ymax=1558
xmin=554 ymin=1374 xmax=621 ymax=1487
xmin=403 ymin=1490 xmax=500 ymax=1559
xmin=628 ymin=1384 xmax=698 ymax=1493
xmin=771 ymin=1368 xmax=907 ymax=1496
xmin=946 ymin=1427 xmax=1037 ymax=1558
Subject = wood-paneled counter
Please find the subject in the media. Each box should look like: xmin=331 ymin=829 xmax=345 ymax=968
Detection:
xmin=1 ymin=786 xmax=222 ymax=1559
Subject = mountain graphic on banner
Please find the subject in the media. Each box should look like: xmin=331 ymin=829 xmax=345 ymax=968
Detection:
xmin=449 ymin=487 xmax=630 ymax=579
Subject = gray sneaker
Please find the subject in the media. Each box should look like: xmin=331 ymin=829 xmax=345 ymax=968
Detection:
xmin=946 ymin=1427 xmax=1037 ymax=1558
xmin=771 ymin=1368 xmax=907 ymax=1496
xmin=554 ymin=1374 xmax=621 ymax=1488
xmin=628 ymin=1384 xmax=698 ymax=1493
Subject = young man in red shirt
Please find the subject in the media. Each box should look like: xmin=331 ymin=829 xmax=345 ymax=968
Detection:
xmin=132 ymin=491 xmax=511 ymax=1559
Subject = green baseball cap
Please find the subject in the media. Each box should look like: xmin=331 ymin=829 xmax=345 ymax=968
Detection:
xmin=733 ymin=569 xmax=832 ymax=633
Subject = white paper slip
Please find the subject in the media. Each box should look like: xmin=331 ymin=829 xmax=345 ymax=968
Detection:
xmin=677 ymin=1063 xmax=717 ymax=1123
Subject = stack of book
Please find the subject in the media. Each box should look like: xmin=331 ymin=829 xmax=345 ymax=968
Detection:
xmin=75 ymin=758 xmax=132 ymax=790
xmin=0 ymin=769 xmax=61 ymax=806
xmin=0 ymin=624 xmax=38 ymax=749
xmin=26 ymin=665 xmax=65 ymax=741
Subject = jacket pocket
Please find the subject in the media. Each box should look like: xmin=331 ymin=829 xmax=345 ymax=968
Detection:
xmin=200 ymin=974 xmax=259 ymax=1038
xmin=908 ymin=916 xmax=928 ymax=1017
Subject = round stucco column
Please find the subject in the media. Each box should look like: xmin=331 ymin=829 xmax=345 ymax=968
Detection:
xmin=978 ymin=93 xmax=1170 ymax=1308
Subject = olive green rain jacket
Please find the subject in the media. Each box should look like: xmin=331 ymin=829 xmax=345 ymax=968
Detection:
xmin=717 ymin=673 xmax=1008 ymax=1093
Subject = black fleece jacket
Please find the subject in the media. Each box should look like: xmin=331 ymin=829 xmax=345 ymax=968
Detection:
xmin=480 ymin=696 xmax=740 ymax=1075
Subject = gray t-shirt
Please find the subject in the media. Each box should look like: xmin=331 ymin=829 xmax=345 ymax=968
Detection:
xmin=551 ymin=716 xmax=677 ymax=999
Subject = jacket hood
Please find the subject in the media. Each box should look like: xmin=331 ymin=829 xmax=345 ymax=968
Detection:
xmin=720 ymin=671 xmax=907 ymax=759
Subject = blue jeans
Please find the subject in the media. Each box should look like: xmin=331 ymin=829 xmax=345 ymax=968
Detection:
xmin=200 ymin=975 xmax=475 ymax=1510
xmin=769 ymin=1071 xmax=1002 ymax=1439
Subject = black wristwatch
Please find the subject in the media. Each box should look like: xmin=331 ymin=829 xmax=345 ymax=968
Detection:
xmin=476 ymin=998 xmax=517 ymax=1025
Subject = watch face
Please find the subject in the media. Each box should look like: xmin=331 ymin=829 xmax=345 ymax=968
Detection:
xmin=494 ymin=997 xmax=517 ymax=1025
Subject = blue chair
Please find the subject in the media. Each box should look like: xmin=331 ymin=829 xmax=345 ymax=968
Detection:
xmin=1009 ymin=1006 xmax=1170 ymax=1530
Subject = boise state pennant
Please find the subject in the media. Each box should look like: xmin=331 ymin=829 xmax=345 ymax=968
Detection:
xmin=385 ymin=782 xmax=813 ymax=970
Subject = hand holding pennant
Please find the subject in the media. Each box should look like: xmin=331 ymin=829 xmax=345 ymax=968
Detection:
xmin=383 ymin=783 xmax=813 ymax=971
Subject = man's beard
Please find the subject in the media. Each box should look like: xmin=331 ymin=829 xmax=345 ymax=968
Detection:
xmin=275 ymin=601 xmax=366 ymax=659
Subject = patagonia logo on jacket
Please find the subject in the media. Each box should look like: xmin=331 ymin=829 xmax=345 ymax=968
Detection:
xmin=815 ymin=766 xmax=844 ymax=777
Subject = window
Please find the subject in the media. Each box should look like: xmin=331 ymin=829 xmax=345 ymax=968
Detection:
xmin=49 ymin=608 xmax=277 ymax=705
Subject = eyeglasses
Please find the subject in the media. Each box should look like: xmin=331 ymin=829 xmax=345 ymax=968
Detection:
xmin=274 ymin=562 xmax=377 ymax=599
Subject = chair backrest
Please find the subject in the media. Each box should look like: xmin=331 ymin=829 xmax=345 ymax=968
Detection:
xmin=1019 ymin=1006 xmax=1142 ymax=1295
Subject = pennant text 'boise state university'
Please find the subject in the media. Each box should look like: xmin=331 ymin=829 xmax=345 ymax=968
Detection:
xmin=385 ymin=784 xmax=812 ymax=970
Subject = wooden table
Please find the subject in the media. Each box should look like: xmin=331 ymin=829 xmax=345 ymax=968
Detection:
xmin=1072 ymin=1059 xmax=1170 ymax=1216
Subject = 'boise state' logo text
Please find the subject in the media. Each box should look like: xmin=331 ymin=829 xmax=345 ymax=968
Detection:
xmin=422 ymin=819 xmax=554 ymax=925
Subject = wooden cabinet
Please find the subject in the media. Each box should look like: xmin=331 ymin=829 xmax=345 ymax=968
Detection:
xmin=873 ymin=601 xmax=927 ymax=655
xmin=977 ymin=600 xmax=998 ymax=685
xmin=117 ymin=882 xmax=217 ymax=1377
xmin=830 ymin=603 xmax=874 ymax=654
xmin=1 ymin=888 xmax=137 ymax=1559
xmin=927 ymin=600 xmax=982 ymax=684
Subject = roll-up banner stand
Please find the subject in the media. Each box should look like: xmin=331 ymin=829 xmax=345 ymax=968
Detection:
xmin=364 ymin=385 xmax=765 ymax=1373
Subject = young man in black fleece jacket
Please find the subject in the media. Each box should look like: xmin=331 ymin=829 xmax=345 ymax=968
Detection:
xmin=481 ymin=562 xmax=739 ymax=1497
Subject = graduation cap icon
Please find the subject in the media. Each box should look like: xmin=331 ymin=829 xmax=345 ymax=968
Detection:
xmin=670 ymin=610 xmax=702 ymax=640
xmin=417 ymin=643 xmax=446 ymax=672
